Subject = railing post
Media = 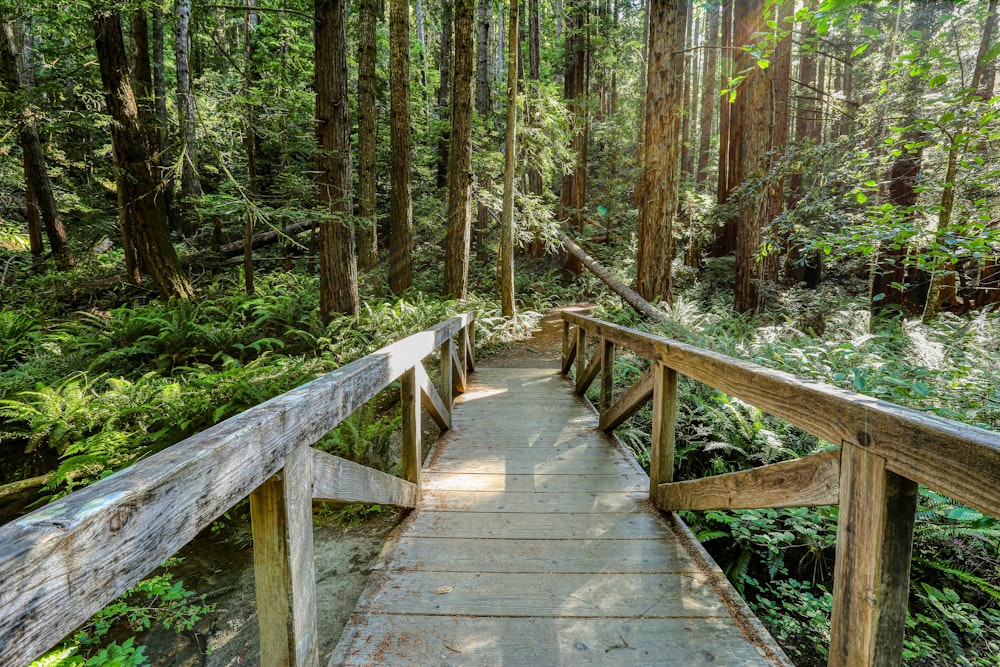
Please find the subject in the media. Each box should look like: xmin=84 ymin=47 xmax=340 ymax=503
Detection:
xmin=401 ymin=367 xmax=422 ymax=492
xmin=439 ymin=338 xmax=453 ymax=412
xmin=466 ymin=319 xmax=476 ymax=371
xmin=829 ymin=443 xmax=917 ymax=667
xmin=649 ymin=362 xmax=677 ymax=490
xmin=250 ymin=445 xmax=318 ymax=667
xmin=575 ymin=326 xmax=587 ymax=384
xmin=599 ymin=339 xmax=615 ymax=416
xmin=561 ymin=321 xmax=570 ymax=370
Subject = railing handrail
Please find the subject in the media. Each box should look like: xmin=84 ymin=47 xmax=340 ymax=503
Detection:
xmin=0 ymin=311 xmax=476 ymax=667
xmin=561 ymin=310 xmax=1000 ymax=667
xmin=562 ymin=310 xmax=1000 ymax=519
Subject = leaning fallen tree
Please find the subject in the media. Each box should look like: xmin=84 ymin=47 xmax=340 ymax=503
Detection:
xmin=558 ymin=232 xmax=668 ymax=324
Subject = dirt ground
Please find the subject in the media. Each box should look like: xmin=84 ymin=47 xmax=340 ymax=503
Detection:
xmin=136 ymin=305 xmax=590 ymax=666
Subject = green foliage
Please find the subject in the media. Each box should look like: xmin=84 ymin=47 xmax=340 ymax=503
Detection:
xmin=333 ymin=503 xmax=388 ymax=527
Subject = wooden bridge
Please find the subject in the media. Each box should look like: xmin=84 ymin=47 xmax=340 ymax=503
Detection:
xmin=2 ymin=311 xmax=1000 ymax=666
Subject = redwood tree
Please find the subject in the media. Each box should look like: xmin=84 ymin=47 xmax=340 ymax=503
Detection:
xmin=174 ymin=0 xmax=202 ymax=231
xmin=499 ymin=0 xmax=519 ymax=318
xmin=389 ymin=0 xmax=414 ymax=294
xmin=357 ymin=0 xmax=379 ymax=271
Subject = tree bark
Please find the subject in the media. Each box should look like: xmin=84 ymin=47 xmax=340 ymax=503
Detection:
xmin=635 ymin=0 xmax=684 ymax=304
xmin=151 ymin=8 xmax=168 ymax=127
xmin=443 ymin=0 xmax=475 ymax=298
xmin=560 ymin=0 xmax=589 ymax=274
xmin=679 ymin=7 xmax=694 ymax=177
xmin=174 ymin=0 xmax=203 ymax=234
xmin=474 ymin=0 xmax=492 ymax=262
xmin=436 ymin=0 xmax=453 ymax=189
xmin=695 ymin=4 xmax=718 ymax=185
xmin=711 ymin=0 xmax=736 ymax=256
xmin=95 ymin=9 xmax=192 ymax=299
xmin=0 ymin=17 xmax=72 ymax=268
xmin=389 ymin=0 xmax=414 ymax=294
xmin=500 ymin=0 xmax=519 ymax=318
xmin=315 ymin=0 xmax=359 ymax=320
xmin=357 ymin=0 xmax=380 ymax=271
xmin=526 ymin=0 xmax=544 ymax=257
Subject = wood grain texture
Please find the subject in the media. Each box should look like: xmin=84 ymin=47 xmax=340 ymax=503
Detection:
xmin=561 ymin=326 xmax=577 ymax=375
xmin=599 ymin=364 xmax=655 ymax=431
xmin=251 ymin=446 xmax=318 ymax=667
xmin=576 ymin=336 xmax=603 ymax=395
xmin=310 ymin=448 xmax=417 ymax=507
xmin=649 ymin=362 xmax=677 ymax=488
xmin=451 ymin=344 xmax=467 ymax=393
xmin=829 ymin=444 xmax=917 ymax=667
xmin=438 ymin=339 xmax=453 ymax=411
xmin=563 ymin=310 xmax=1000 ymax=519
xmin=415 ymin=361 xmax=450 ymax=430
xmin=401 ymin=367 xmax=421 ymax=491
xmin=599 ymin=339 xmax=615 ymax=414
xmin=575 ymin=325 xmax=587 ymax=388
xmin=0 ymin=312 xmax=474 ymax=667
xmin=656 ymin=449 xmax=841 ymax=510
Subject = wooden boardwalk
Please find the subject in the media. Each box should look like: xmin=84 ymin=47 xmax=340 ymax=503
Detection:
xmin=331 ymin=368 xmax=788 ymax=666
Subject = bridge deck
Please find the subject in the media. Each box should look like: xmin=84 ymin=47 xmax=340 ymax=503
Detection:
xmin=331 ymin=368 xmax=788 ymax=666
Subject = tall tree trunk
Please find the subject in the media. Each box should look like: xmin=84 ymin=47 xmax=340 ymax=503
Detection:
xmin=174 ymin=0 xmax=203 ymax=234
xmin=242 ymin=0 xmax=261 ymax=294
xmin=500 ymin=0 xmax=519 ymax=318
xmin=151 ymin=8 xmax=168 ymax=127
xmin=560 ymin=0 xmax=589 ymax=274
xmin=527 ymin=0 xmax=544 ymax=257
xmin=316 ymin=0 xmax=359 ymax=319
xmin=95 ymin=9 xmax=193 ymax=299
xmin=679 ymin=7 xmax=694 ymax=178
xmin=436 ymin=0 xmax=454 ymax=189
xmin=711 ymin=0 xmax=736 ymax=256
xmin=415 ymin=0 xmax=431 ymax=120
xmin=443 ymin=0 xmax=475 ymax=297
xmin=389 ymin=0 xmax=414 ymax=294
xmin=695 ymin=4 xmax=718 ymax=185
xmin=474 ymin=0 xmax=492 ymax=262
xmin=977 ymin=0 xmax=999 ymax=99
xmin=635 ymin=0 xmax=684 ymax=304
xmin=357 ymin=0 xmax=380 ymax=271
xmin=0 ymin=17 xmax=72 ymax=268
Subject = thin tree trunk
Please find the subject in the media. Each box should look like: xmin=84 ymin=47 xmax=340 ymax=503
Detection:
xmin=415 ymin=0 xmax=431 ymax=119
xmin=696 ymin=4 xmax=718 ymax=184
xmin=436 ymin=0 xmax=454 ymax=189
xmin=635 ymin=0 xmax=683 ymax=304
xmin=527 ymin=0 xmax=543 ymax=257
xmin=711 ymin=0 xmax=736 ymax=256
xmin=679 ymin=7 xmax=694 ymax=177
xmin=242 ymin=0 xmax=259 ymax=294
xmin=316 ymin=0 xmax=359 ymax=319
xmin=443 ymin=0 xmax=475 ymax=297
xmin=474 ymin=0 xmax=492 ymax=262
xmin=95 ymin=9 xmax=192 ymax=299
xmin=500 ymin=0 xmax=519 ymax=318
xmin=151 ymin=8 xmax=168 ymax=127
xmin=0 ymin=17 xmax=72 ymax=268
xmin=357 ymin=0 xmax=380 ymax=271
xmin=174 ymin=0 xmax=203 ymax=234
xmin=389 ymin=0 xmax=414 ymax=294
xmin=560 ymin=0 xmax=589 ymax=274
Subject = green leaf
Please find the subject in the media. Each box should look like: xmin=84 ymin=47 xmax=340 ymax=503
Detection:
xmin=855 ymin=192 xmax=867 ymax=204
xmin=983 ymin=41 xmax=1000 ymax=65
xmin=851 ymin=43 xmax=869 ymax=58
xmin=864 ymin=180 xmax=876 ymax=187
xmin=757 ymin=59 xmax=770 ymax=69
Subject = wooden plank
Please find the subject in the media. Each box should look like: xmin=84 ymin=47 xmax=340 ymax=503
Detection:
xmin=563 ymin=310 xmax=1000 ymax=519
xmin=562 ymin=320 xmax=570 ymax=362
xmin=405 ymin=510 xmax=671 ymax=540
xmin=0 ymin=312 xmax=475 ymax=667
xmin=250 ymin=445 xmax=318 ymax=667
xmin=574 ymin=326 xmax=587 ymax=389
xmin=649 ymin=362 xmax=677 ymax=489
xmin=384 ymin=536 xmax=696 ymax=573
xmin=310 ymin=448 xmax=417 ymax=507
xmin=465 ymin=323 xmax=476 ymax=372
xmin=451 ymin=345 xmax=467 ymax=394
xmin=561 ymin=326 xmax=578 ymax=375
xmin=333 ymin=615 xmax=777 ymax=666
xmin=419 ymin=489 xmax=646 ymax=513
xmin=353 ymin=571 xmax=731 ymax=618
xmin=401 ymin=367 xmax=421 ymax=491
xmin=433 ymin=445 xmax=622 ymax=461
xmin=420 ymin=472 xmax=647 ymax=493
xmin=655 ymin=449 xmax=841 ymax=510
xmin=599 ymin=339 xmax=615 ymax=415
xmin=415 ymin=362 xmax=450 ymax=431
xmin=438 ymin=338 xmax=452 ymax=413
xmin=599 ymin=365 xmax=655 ymax=431
xmin=829 ymin=444 xmax=917 ymax=667
xmin=427 ymin=457 xmax=638 ymax=475
xmin=576 ymin=337 xmax=603 ymax=395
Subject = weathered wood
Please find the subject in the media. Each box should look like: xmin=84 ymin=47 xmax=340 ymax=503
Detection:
xmin=0 ymin=312 xmax=474 ymax=666
xmin=451 ymin=344 xmax=467 ymax=393
xmin=559 ymin=232 xmax=669 ymax=323
xmin=600 ymin=364 xmax=655 ymax=432
xmin=405 ymin=510 xmax=668 ymax=540
xmin=420 ymin=472 xmax=647 ymax=493
xmin=401 ymin=367 xmax=422 ymax=491
xmin=563 ymin=310 xmax=1000 ymax=519
xmin=599 ymin=339 xmax=615 ymax=415
xmin=575 ymin=325 xmax=587 ymax=388
xmin=829 ymin=444 xmax=917 ymax=667
xmin=250 ymin=445 xmax=318 ymax=667
xmin=561 ymin=320 xmax=570 ymax=362
xmin=561 ymin=327 xmax=577 ymax=375
xmin=415 ymin=362 xmax=450 ymax=430
xmin=310 ymin=448 xmax=417 ymax=507
xmin=575 ymin=336 xmax=603 ymax=395
xmin=420 ymin=489 xmax=647 ymax=513
xmin=649 ymin=362 xmax=677 ymax=489
xmin=655 ymin=449 xmax=841 ymax=510
xmin=438 ymin=338 xmax=453 ymax=412
xmin=465 ymin=321 xmax=476 ymax=371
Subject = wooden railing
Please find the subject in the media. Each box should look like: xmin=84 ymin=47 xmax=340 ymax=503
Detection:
xmin=561 ymin=310 xmax=1000 ymax=667
xmin=0 ymin=312 xmax=476 ymax=667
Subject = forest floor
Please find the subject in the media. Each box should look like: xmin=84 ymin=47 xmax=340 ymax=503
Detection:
xmin=138 ymin=305 xmax=591 ymax=666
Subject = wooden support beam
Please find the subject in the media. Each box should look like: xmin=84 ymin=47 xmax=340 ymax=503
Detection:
xmin=599 ymin=339 xmax=615 ymax=416
xmin=451 ymin=345 xmax=467 ymax=394
xmin=561 ymin=327 xmax=577 ymax=375
xmin=250 ymin=445 xmax=318 ymax=667
xmin=466 ymin=322 xmax=476 ymax=372
xmin=574 ymin=326 xmax=587 ymax=389
xmin=439 ymin=338 xmax=453 ymax=410
xmin=655 ymin=449 xmax=841 ymax=511
xmin=600 ymin=365 xmax=655 ymax=432
xmin=576 ymin=338 xmax=603 ymax=396
xmin=562 ymin=321 xmax=570 ymax=362
xmin=401 ymin=368 xmax=422 ymax=492
xmin=829 ymin=444 xmax=917 ymax=667
xmin=649 ymin=363 xmax=677 ymax=490
xmin=415 ymin=362 xmax=450 ymax=431
xmin=310 ymin=448 xmax=417 ymax=507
